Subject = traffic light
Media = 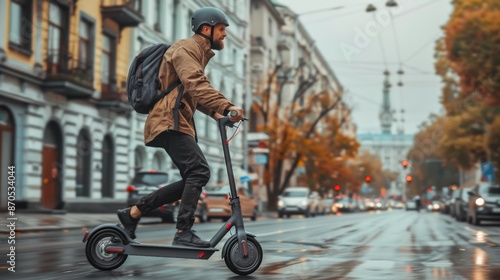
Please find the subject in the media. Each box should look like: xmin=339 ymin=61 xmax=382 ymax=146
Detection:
xmin=401 ymin=160 xmax=408 ymax=169
xmin=334 ymin=184 xmax=341 ymax=192
xmin=258 ymin=141 xmax=267 ymax=148
xmin=406 ymin=175 xmax=413 ymax=183
xmin=365 ymin=175 xmax=372 ymax=183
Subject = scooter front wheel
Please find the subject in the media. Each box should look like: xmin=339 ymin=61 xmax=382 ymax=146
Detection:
xmin=85 ymin=228 xmax=128 ymax=270
xmin=224 ymin=236 xmax=263 ymax=275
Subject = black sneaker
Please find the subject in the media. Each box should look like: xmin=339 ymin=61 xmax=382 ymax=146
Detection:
xmin=117 ymin=207 xmax=139 ymax=239
xmin=172 ymin=229 xmax=210 ymax=248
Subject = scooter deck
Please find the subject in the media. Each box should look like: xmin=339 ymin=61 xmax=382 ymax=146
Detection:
xmin=109 ymin=242 xmax=219 ymax=260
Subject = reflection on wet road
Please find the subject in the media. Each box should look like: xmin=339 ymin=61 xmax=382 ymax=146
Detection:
xmin=2 ymin=210 xmax=500 ymax=279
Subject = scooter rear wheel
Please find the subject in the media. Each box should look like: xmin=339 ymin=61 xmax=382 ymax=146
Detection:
xmin=85 ymin=228 xmax=128 ymax=270
xmin=224 ymin=236 xmax=263 ymax=275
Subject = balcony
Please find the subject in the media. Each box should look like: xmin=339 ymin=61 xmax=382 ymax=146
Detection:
xmin=251 ymin=36 xmax=266 ymax=55
xmin=42 ymin=53 xmax=94 ymax=99
xmin=278 ymin=37 xmax=292 ymax=51
xmin=101 ymin=0 xmax=144 ymax=28
xmin=95 ymin=80 xmax=132 ymax=114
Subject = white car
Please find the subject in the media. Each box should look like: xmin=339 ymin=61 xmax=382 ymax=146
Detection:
xmin=405 ymin=199 xmax=418 ymax=211
xmin=277 ymin=187 xmax=314 ymax=218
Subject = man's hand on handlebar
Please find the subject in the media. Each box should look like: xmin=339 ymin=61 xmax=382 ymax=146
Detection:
xmin=226 ymin=106 xmax=244 ymax=122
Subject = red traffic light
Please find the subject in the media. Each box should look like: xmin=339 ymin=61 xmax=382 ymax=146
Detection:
xmin=406 ymin=175 xmax=413 ymax=182
xmin=401 ymin=160 xmax=408 ymax=168
xmin=258 ymin=141 xmax=267 ymax=148
xmin=334 ymin=184 xmax=341 ymax=191
xmin=365 ymin=175 xmax=372 ymax=183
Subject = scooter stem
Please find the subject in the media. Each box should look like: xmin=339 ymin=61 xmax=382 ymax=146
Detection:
xmin=218 ymin=116 xmax=249 ymax=258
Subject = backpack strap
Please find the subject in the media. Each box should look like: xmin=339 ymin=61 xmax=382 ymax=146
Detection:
xmin=173 ymin=85 xmax=185 ymax=131
xmin=159 ymin=79 xmax=182 ymax=98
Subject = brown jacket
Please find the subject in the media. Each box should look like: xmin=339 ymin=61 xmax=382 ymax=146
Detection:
xmin=144 ymin=34 xmax=234 ymax=146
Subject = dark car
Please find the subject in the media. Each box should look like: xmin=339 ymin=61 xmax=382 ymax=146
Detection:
xmin=467 ymin=183 xmax=500 ymax=225
xmin=126 ymin=170 xmax=208 ymax=223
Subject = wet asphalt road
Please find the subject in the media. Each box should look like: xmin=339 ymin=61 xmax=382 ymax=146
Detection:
xmin=2 ymin=209 xmax=500 ymax=279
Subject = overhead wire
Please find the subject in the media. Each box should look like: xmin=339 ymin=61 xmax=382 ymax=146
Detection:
xmin=403 ymin=31 xmax=442 ymax=63
xmin=299 ymin=0 xmax=447 ymax=133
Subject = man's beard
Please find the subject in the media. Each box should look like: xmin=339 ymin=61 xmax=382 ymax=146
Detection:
xmin=211 ymin=40 xmax=224 ymax=50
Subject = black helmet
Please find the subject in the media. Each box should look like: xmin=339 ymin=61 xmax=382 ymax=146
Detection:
xmin=191 ymin=7 xmax=229 ymax=33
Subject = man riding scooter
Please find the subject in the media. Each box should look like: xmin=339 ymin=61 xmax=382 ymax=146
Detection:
xmin=117 ymin=7 xmax=243 ymax=248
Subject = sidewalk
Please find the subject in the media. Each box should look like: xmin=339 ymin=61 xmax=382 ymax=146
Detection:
xmin=0 ymin=211 xmax=278 ymax=234
xmin=0 ymin=211 xmax=157 ymax=233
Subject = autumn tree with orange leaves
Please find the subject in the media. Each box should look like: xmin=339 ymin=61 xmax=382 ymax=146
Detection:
xmin=444 ymin=0 xmax=500 ymax=106
xmin=252 ymin=61 xmax=359 ymax=210
xmin=431 ymin=0 xmax=500 ymax=181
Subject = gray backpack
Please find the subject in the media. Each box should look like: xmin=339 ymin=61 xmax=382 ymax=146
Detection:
xmin=126 ymin=43 xmax=181 ymax=114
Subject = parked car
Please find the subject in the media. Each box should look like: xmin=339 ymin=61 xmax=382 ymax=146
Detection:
xmin=277 ymin=187 xmax=315 ymax=218
xmin=204 ymin=185 xmax=258 ymax=221
xmin=467 ymin=183 xmax=500 ymax=225
xmin=126 ymin=170 xmax=208 ymax=223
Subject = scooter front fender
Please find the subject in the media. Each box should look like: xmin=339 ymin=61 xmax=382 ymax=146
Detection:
xmin=82 ymin=223 xmax=132 ymax=244
xmin=221 ymin=231 xmax=256 ymax=259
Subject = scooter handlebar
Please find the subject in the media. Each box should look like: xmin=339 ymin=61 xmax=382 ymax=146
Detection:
xmin=219 ymin=111 xmax=248 ymax=127
xmin=229 ymin=110 xmax=248 ymax=121
xmin=229 ymin=111 xmax=238 ymax=118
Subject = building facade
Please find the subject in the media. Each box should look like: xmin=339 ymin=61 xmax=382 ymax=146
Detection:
xmin=0 ymin=0 xmax=143 ymax=211
xmin=0 ymin=0 xmax=250 ymax=212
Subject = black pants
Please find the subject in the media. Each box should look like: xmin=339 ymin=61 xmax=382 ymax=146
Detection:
xmin=135 ymin=131 xmax=210 ymax=230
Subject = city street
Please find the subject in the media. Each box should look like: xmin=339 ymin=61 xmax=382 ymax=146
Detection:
xmin=2 ymin=210 xmax=500 ymax=279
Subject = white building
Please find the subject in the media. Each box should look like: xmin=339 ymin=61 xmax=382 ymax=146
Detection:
xmin=357 ymin=77 xmax=413 ymax=196
xmin=0 ymin=0 xmax=250 ymax=212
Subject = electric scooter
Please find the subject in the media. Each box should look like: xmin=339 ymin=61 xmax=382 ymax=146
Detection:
xmin=83 ymin=113 xmax=263 ymax=276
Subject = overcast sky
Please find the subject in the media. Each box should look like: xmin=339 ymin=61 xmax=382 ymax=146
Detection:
xmin=279 ymin=0 xmax=453 ymax=135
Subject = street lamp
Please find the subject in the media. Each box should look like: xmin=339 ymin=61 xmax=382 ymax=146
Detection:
xmin=386 ymin=0 xmax=398 ymax=7
xmin=366 ymin=4 xmax=376 ymax=12
xmin=366 ymin=1 xmax=404 ymax=82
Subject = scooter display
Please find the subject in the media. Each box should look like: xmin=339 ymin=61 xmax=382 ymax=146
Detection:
xmin=83 ymin=113 xmax=263 ymax=276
